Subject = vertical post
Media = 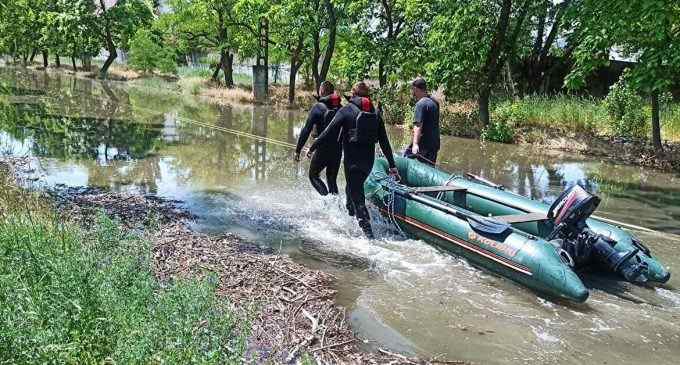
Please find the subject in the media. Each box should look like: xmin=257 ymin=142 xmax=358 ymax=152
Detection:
xmin=252 ymin=17 xmax=269 ymax=103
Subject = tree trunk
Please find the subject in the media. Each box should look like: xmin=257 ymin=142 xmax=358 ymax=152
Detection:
xmin=478 ymin=88 xmax=491 ymax=126
xmin=651 ymin=91 xmax=662 ymax=152
xmin=288 ymin=64 xmax=299 ymax=105
xmin=378 ymin=57 xmax=387 ymax=87
xmin=98 ymin=0 xmax=117 ymax=79
xmin=478 ymin=0 xmax=513 ymax=126
xmin=289 ymin=36 xmax=304 ymax=105
xmin=42 ymin=50 xmax=48 ymax=68
xmin=505 ymin=61 xmax=517 ymax=99
xmin=223 ymin=52 xmax=234 ymax=88
xmin=55 ymin=54 xmax=61 ymax=68
xmin=82 ymin=56 xmax=92 ymax=71
xmin=71 ymin=56 xmax=77 ymax=72
xmin=312 ymin=30 xmax=321 ymax=90
xmin=99 ymin=49 xmax=116 ymax=79
xmin=318 ymin=0 xmax=337 ymax=88
xmin=211 ymin=60 xmax=221 ymax=83
xmin=29 ymin=49 xmax=37 ymax=64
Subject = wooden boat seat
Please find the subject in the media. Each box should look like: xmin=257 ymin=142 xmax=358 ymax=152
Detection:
xmin=411 ymin=185 xmax=468 ymax=193
xmin=493 ymin=212 xmax=548 ymax=224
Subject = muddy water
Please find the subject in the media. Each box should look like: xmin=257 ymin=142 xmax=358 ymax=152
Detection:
xmin=2 ymin=68 xmax=679 ymax=364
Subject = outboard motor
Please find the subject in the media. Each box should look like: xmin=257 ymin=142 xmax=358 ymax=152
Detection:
xmin=547 ymin=185 xmax=648 ymax=283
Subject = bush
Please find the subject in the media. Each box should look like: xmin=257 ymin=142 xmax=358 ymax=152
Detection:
xmin=480 ymin=119 xmax=515 ymax=143
xmin=492 ymin=95 xmax=606 ymax=133
xmin=375 ymin=84 xmax=413 ymax=125
xmin=129 ymin=29 xmax=177 ymax=75
xmin=440 ymin=100 xmax=482 ymax=137
xmin=603 ymin=77 xmax=648 ymax=139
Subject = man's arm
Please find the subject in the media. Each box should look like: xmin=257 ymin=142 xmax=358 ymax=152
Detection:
xmin=295 ymin=105 xmax=321 ymax=156
xmin=309 ymin=109 xmax=343 ymax=154
xmin=411 ymin=100 xmax=425 ymax=154
xmin=377 ymin=115 xmax=396 ymax=168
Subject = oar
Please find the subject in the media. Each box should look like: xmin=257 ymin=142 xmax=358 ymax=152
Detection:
xmin=394 ymin=188 xmax=511 ymax=235
xmin=465 ymin=172 xmax=504 ymax=190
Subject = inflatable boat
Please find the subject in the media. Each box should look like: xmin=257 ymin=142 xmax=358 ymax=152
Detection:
xmin=365 ymin=157 xmax=671 ymax=302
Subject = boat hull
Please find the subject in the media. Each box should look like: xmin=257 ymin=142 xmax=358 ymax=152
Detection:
xmin=365 ymin=157 xmax=671 ymax=302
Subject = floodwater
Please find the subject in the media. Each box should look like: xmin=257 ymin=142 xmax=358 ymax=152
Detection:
xmin=1 ymin=67 xmax=679 ymax=365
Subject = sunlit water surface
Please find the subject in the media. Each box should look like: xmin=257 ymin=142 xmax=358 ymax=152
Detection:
xmin=1 ymin=68 xmax=679 ymax=364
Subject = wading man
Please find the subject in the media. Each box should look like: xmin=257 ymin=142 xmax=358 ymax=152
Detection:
xmin=404 ymin=77 xmax=440 ymax=166
xmin=308 ymin=82 xmax=400 ymax=238
xmin=295 ymin=80 xmax=342 ymax=195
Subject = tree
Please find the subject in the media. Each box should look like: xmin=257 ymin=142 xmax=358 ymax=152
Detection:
xmin=267 ymin=0 xmax=315 ymax=104
xmin=310 ymin=0 xmax=338 ymax=90
xmin=96 ymin=0 xmax=153 ymax=79
xmin=520 ymin=0 xmax=575 ymax=94
xmin=425 ymin=0 xmax=533 ymax=125
xmin=161 ymin=0 xmax=262 ymax=87
xmin=566 ymin=0 xmax=680 ymax=152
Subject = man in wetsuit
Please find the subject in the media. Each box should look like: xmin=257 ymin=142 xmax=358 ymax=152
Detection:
xmin=404 ymin=77 xmax=440 ymax=166
xmin=308 ymin=81 xmax=400 ymax=238
xmin=295 ymin=80 xmax=342 ymax=195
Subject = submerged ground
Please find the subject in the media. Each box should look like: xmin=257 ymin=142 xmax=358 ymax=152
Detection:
xmin=1 ymin=67 xmax=680 ymax=364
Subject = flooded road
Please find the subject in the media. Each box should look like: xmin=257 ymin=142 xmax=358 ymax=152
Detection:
xmin=2 ymin=68 xmax=679 ymax=364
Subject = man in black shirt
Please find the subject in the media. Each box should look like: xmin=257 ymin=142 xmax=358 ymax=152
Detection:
xmin=309 ymin=82 xmax=400 ymax=238
xmin=295 ymin=81 xmax=342 ymax=195
xmin=404 ymin=77 xmax=440 ymax=166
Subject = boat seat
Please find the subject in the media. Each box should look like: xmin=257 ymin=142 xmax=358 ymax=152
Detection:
xmin=411 ymin=185 xmax=468 ymax=193
xmin=493 ymin=212 xmax=549 ymax=224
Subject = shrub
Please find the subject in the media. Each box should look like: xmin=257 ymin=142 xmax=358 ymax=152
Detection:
xmin=129 ymin=29 xmax=177 ymax=75
xmin=603 ymin=77 xmax=648 ymax=139
xmin=375 ymin=84 xmax=413 ymax=125
xmin=480 ymin=119 xmax=515 ymax=143
xmin=440 ymin=100 xmax=482 ymax=137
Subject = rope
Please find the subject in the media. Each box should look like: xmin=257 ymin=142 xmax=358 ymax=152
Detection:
xmin=367 ymin=171 xmax=406 ymax=236
xmin=436 ymin=173 xmax=462 ymax=200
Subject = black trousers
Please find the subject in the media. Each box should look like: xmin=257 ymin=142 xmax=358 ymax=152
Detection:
xmin=309 ymin=146 xmax=342 ymax=196
xmin=343 ymin=163 xmax=373 ymax=238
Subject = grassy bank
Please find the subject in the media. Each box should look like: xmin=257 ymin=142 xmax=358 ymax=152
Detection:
xmin=383 ymin=93 xmax=680 ymax=143
xmin=0 ymin=168 xmax=246 ymax=363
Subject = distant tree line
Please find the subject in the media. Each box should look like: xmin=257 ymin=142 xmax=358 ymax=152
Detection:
xmin=1 ymin=0 xmax=678 ymax=150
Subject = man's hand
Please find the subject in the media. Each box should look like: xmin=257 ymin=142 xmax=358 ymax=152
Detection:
xmin=294 ymin=153 xmax=301 ymax=162
xmin=388 ymin=167 xmax=401 ymax=182
xmin=411 ymin=143 xmax=419 ymax=155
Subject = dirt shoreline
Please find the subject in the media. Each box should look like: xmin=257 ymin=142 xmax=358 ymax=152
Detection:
xmin=519 ymin=128 xmax=680 ymax=173
xmin=0 ymin=156 xmax=464 ymax=365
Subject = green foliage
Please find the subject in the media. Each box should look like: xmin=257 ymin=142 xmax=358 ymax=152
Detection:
xmin=493 ymin=95 xmax=607 ymax=133
xmin=480 ymin=119 xmax=515 ymax=143
xmin=129 ymin=28 xmax=177 ymax=74
xmin=0 ymin=181 xmax=246 ymax=363
xmin=375 ymin=83 xmax=413 ymax=125
xmin=603 ymin=77 xmax=649 ymax=139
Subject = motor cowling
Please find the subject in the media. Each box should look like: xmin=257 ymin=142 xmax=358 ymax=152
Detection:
xmin=548 ymin=185 xmax=600 ymax=235
xmin=547 ymin=185 xmax=648 ymax=283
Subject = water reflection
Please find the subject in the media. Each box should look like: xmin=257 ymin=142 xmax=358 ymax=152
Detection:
xmin=1 ymin=67 xmax=680 ymax=365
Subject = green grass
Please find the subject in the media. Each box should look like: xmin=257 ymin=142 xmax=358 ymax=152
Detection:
xmin=661 ymin=102 xmax=680 ymax=141
xmin=492 ymin=94 xmax=609 ymax=133
xmin=0 ymin=171 xmax=247 ymax=364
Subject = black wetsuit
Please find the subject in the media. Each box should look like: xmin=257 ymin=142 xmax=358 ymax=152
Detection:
xmin=295 ymin=93 xmax=342 ymax=195
xmin=310 ymin=96 xmax=397 ymax=238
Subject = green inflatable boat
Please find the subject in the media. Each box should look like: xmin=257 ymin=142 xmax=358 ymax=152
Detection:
xmin=366 ymin=157 xmax=671 ymax=303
